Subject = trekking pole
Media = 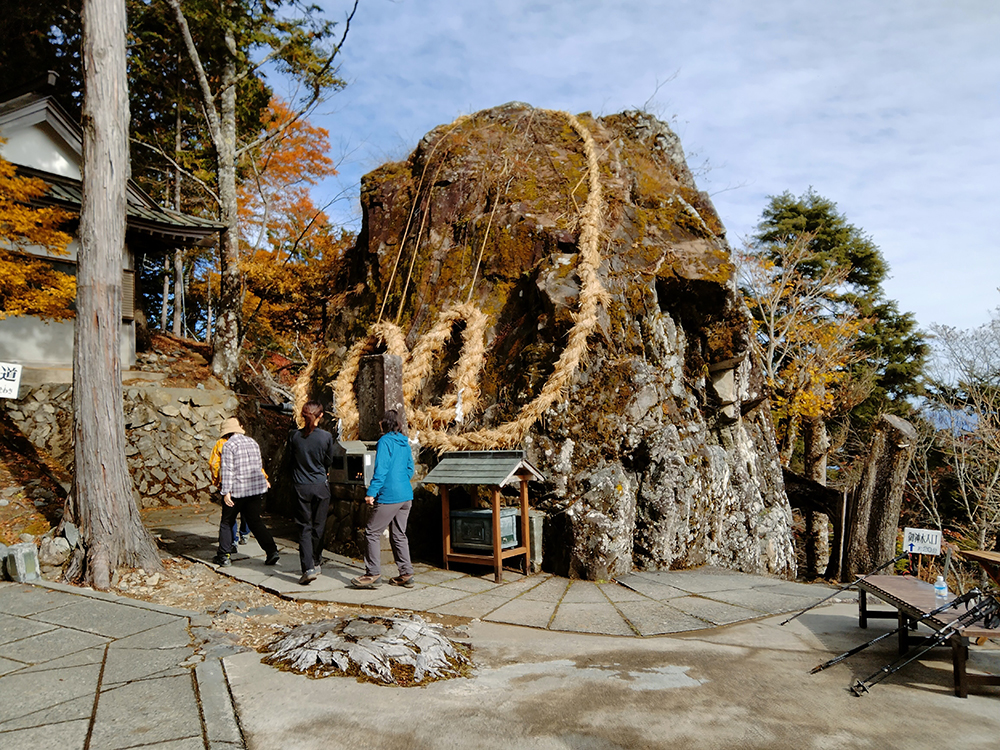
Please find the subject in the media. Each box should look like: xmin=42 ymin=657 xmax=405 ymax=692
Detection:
xmin=810 ymin=589 xmax=982 ymax=674
xmin=781 ymin=551 xmax=909 ymax=626
xmin=850 ymin=593 xmax=1000 ymax=696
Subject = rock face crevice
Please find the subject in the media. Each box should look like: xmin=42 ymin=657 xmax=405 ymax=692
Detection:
xmin=318 ymin=104 xmax=795 ymax=579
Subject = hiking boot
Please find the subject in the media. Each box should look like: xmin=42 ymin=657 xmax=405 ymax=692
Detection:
xmin=389 ymin=574 xmax=415 ymax=588
xmin=350 ymin=574 xmax=381 ymax=589
xmin=299 ymin=567 xmax=320 ymax=585
xmin=212 ymin=554 xmax=231 ymax=567
xmin=264 ymin=552 xmax=280 ymax=566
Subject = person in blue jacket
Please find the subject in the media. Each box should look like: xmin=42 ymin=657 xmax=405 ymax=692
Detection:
xmin=351 ymin=409 xmax=416 ymax=589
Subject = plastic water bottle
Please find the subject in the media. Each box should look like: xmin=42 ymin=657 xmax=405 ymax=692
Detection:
xmin=934 ymin=575 xmax=948 ymax=600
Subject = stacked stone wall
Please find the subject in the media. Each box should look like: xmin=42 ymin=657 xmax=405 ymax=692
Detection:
xmin=3 ymin=384 xmax=244 ymax=508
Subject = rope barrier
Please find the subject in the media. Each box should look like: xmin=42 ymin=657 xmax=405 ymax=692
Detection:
xmin=313 ymin=109 xmax=608 ymax=451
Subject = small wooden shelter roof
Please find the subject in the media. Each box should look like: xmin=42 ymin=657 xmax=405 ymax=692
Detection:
xmin=422 ymin=450 xmax=544 ymax=488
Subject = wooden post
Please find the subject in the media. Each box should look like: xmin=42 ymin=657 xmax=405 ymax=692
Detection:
xmin=441 ymin=485 xmax=451 ymax=570
xmin=520 ymin=475 xmax=530 ymax=575
xmin=492 ymin=487 xmax=502 ymax=583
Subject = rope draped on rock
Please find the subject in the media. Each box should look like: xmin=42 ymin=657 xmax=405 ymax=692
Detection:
xmin=316 ymin=110 xmax=608 ymax=451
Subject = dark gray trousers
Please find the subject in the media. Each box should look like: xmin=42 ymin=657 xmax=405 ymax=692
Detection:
xmin=363 ymin=500 xmax=412 ymax=577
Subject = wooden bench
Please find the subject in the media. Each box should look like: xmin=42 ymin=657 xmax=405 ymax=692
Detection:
xmin=856 ymin=574 xmax=1000 ymax=697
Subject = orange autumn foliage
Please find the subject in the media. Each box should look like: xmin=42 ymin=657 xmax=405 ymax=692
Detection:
xmin=234 ymin=99 xmax=350 ymax=354
xmin=0 ymin=150 xmax=76 ymax=321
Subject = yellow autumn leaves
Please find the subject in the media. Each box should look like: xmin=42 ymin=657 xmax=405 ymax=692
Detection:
xmin=0 ymin=149 xmax=76 ymax=321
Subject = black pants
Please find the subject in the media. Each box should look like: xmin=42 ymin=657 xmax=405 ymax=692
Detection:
xmin=218 ymin=494 xmax=277 ymax=557
xmin=295 ymin=483 xmax=331 ymax=573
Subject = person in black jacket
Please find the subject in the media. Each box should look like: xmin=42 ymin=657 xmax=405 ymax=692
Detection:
xmin=287 ymin=401 xmax=337 ymax=585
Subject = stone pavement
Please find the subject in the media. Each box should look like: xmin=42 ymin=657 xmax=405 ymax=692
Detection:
xmin=149 ymin=505 xmax=842 ymax=636
xmin=0 ymin=580 xmax=240 ymax=749
xmin=5 ymin=505 xmax=1000 ymax=749
xmin=226 ymin=602 xmax=1000 ymax=750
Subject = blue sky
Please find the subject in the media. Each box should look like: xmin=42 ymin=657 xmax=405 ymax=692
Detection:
xmin=301 ymin=0 xmax=1000 ymax=332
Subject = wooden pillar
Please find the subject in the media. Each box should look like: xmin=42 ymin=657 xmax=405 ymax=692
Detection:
xmin=519 ymin=476 xmax=530 ymax=575
xmin=491 ymin=487 xmax=502 ymax=583
xmin=441 ymin=485 xmax=451 ymax=570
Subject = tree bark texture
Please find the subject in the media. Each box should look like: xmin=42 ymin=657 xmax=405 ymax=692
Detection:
xmin=212 ymin=34 xmax=242 ymax=385
xmin=801 ymin=415 xmax=830 ymax=578
xmin=841 ymin=414 xmax=917 ymax=581
xmin=69 ymin=0 xmax=162 ymax=589
xmin=172 ymin=248 xmax=183 ymax=336
xmin=169 ymin=0 xmax=241 ymax=383
xmin=160 ymin=254 xmax=170 ymax=331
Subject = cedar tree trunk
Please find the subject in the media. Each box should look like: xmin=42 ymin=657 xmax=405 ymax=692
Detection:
xmin=67 ymin=0 xmax=162 ymax=588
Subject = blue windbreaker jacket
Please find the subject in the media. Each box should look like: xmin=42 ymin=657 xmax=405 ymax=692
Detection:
xmin=366 ymin=431 xmax=414 ymax=504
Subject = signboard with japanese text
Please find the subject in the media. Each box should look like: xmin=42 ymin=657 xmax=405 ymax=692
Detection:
xmin=0 ymin=363 xmax=22 ymax=399
xmin=903 ymin=527 xmax=942 ymax=556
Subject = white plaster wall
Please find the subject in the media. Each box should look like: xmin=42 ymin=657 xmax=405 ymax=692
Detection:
xmin=0 ymin=317 xmax=135 ymax=369
xmin=0 ymin=122 xmax=81 ymax=179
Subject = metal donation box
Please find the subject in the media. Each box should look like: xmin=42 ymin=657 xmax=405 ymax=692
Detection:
xmin=451 ymin=507 xmax=519 ymax=551
xmin=423 ymin=450 xmax=544 ymax=583
xmin=329 ymin=440 xmax=376 ymax=487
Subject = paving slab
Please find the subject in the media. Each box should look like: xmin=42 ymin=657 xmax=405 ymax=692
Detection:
xmin=597 ymin=581 xmax=649 ymax=603
xmin=549 ymin=600 xmax=635 ymax=636
xmin=668 ymin=595 xmax=765 ymax=626
xmin=518 ymin=575 xmax=569 ymax=602
xmin=366 ymin=584 xmax=472 ymax=611
xmin=90 ymin=673 xmax=203 ymax=749
xmin=197 ymin=660 xmax=243 ymax=747
xmin=615 ymin=600 xmax=712 ymax=636
xmin=439 ymin=575 xmax=503 ymax=593
xmin=0 ymin=655 xmax=22 ymax=676
xmin=29 ymin=597 xmax=178 ymax=638
xmin=561 ymin=580 xmax=610 ymax=603
xmin=479 ymin=573 xmax=551 ymax=599
xmin=485 ymin=597 xmax=558 ymax=629
xmin=0 ymin=581 xmax=242 ymax=750
xmin=0 ymin=718 xmax=91 ymax=748
xmin=0 ymin=610 xmax=57 ymax=645
xmin=0 ymin=661 xmax=101 ymax=726
xmin=615 ymin=574 xmax=688 ymax=601
xmin=0 ymin=693 xmax=95 ymax=733
xmin=110 ymin=619 xmax=193 ymax=650
xmin=101 ymin=645 xmax=192 ymax=686
xmin=704 ymin=587 xmax=823 ymax=614
xmin=407 ymin=568 xmax=466 ymax=584
xmin=0 ymin=584 xmax=74 ymax=616
xmin=628 ymin=568 xmax=784 ymax=593
xmin=19 ymin=644 xmax=106 ymax=673
xmin=0 ymin=625 xmax=110 ymax=664
xmin=431 ymin=593 xmax=512 ymax=619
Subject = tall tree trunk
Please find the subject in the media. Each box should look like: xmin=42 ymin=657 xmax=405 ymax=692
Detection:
xmin=160 ymin=254 xmax=170 ymax=331
xmin=801 ymin=415 xmax=830 ymax=579
xmin=67 ymin=0 xmax=162 ymax=589
xmin=841 ymin=414 xmax=917 ymax=581
xmin=171 ymin=87 xmax=184 ymax=338
xmin=779 ymin=413 xmax=799 ymax=468
xmin=206 ymin=278 xmax=213 ymax=345
xmin=172 ymin=248 xmax=183 ymax=336
xmin=213 ymin=34 xmax=241 ymax=383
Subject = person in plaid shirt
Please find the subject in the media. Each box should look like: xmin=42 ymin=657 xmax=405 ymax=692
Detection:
xmin=213 ymin=417 xmax=280 ymax=568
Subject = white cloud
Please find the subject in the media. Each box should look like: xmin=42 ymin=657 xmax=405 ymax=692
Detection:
xmin=309 ymin=0 xmax=1000 ymax=330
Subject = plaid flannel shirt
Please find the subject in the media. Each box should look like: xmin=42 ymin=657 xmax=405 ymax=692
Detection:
xmin=219 ymin=433 xmax=268 ymax=499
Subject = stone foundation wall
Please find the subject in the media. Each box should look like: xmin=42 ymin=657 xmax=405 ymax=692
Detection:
xmin=3 ymin=383 xmax=244 ymax=508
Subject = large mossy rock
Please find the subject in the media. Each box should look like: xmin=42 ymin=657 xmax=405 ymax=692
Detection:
xmin=323 ymin=103 xmax=795 ymax=580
